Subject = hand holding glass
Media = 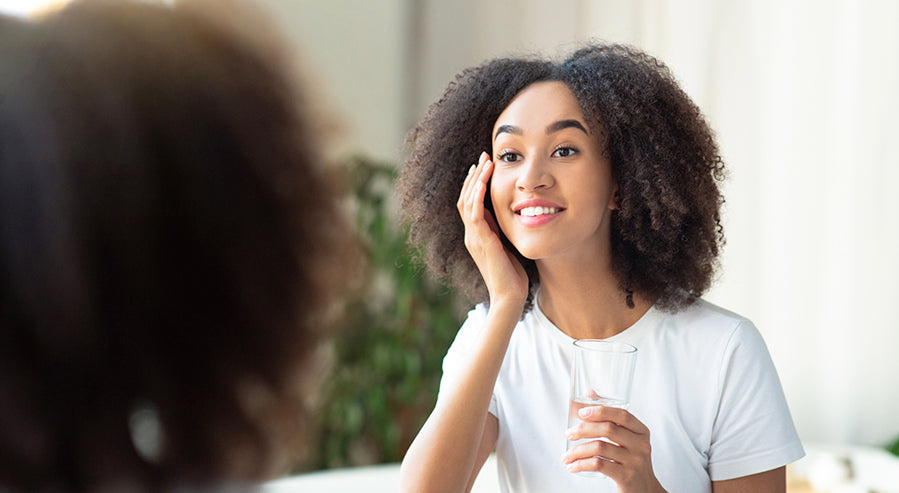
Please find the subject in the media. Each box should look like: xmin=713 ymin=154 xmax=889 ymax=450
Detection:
xmin=567 ymin=340 xmax=637 ymax=478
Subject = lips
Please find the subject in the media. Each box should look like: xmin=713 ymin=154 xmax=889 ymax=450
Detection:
xmin=514 ymin=199 xmax=565 ymax=215
xmin=513 ymin=199 xmax=564 ymax=226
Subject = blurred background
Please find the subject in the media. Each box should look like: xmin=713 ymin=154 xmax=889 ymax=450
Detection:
xmin=3 ymin=0 xmax=897 ymax=486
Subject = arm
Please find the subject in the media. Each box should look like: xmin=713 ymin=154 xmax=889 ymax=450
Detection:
xmin=712 ymin=467 xmax=785 ymax=493
xmin=399 ymin=305 xmax=516 ymax=492
xmin=399 ymin=153 xmax=527 ymax=492
xmin=464 ymin=415 xmax=498 ymax=493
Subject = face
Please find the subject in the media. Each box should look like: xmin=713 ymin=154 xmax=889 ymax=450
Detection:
xmin=490 ymin=80 xmax=617 ymax=263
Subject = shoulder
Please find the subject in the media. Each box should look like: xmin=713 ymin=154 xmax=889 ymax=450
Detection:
xmin=460 ymin=302 xmax=490 ymax=330
xmin=648 ymin=299 xmax=771 ymax=372
xmin=664 ymin=300 xmax=780 ymax=395
xmin=454 ymin=303 xmax=545 ymax=340
xmin=672 ymin=298 xmax=750 ymax=328
xmin=444 ymin=303 xmax=491 ymax=353
xmin=663 ymin=299 xmax=759 ymax=342
xmin=449 ymin=302 xmax=550 ymax=356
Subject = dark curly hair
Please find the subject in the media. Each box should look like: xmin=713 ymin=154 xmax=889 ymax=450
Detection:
xmin=398 ymin=43 xmax=725 ymax=313
xmin=0 ymin=1 xmax=356 ymax=491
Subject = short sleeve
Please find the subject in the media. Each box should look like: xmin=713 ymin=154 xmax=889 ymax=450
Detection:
xmin=707 ymin=321 xmax=805 ymax=480
xmin=436 ymin=304 xmax=498 ymax=416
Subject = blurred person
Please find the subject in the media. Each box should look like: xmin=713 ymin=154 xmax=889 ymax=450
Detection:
xmin=0 ymin=0 xmax=356 ymax=491
xmin=398 ymin=43 xmax=803 ymax=492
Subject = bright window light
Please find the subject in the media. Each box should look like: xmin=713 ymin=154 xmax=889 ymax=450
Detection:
xmin=0 ymin=0 xmax=68 ymax=17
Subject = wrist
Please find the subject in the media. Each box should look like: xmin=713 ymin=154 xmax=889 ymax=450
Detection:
xmin=486 ymin=297 xmax=525 ymax=326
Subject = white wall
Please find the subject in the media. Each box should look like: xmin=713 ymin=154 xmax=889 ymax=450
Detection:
xmin=259 ymin=0 xmax=899 ymax=448
xmin=253 ymin=0 xmax=411 ymax=162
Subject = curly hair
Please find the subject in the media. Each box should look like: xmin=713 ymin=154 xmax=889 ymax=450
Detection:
xmin=0 ymin=1 xmax=356 ymax=491
xmin=398 ymin=43 xmax=725 ymax=313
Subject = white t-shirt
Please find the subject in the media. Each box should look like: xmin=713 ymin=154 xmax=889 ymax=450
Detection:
xmin=437 ymin=298 xmax=804 ymax=492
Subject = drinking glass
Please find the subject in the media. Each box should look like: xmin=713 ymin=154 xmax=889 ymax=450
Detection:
xmin=566 ymin=340 xmax=637 ymax=478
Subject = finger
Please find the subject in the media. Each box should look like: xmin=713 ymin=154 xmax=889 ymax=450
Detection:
xmin=478 ymin=150 xmax=490 ymax=167
xmin=567 ymin=419 xmax=622 ymax=444
xmin=562 ymin=438 xmax=627 ymax=465
xmin=566 ymin=457 xmax=628 ymax=483
xmin=569 ymin=419 xmax=648 ymax=458
xmin=568 ymin=423 xmax=644 ymax=466
xmin=459 ymin=152 xmax=488 ymax=211
xmin=468 ymin=165 xmax=491 ymax=221
xmin=458 ymin=163 xmax=477 ymax=211
xmin=476 ymin=152 xmax=491 ymax=186
xmin=563 ymin=454 xmax=621 ymax=476
xmin=568 ymin=410 xmax=650 ymax=456
xmin=578 ymin=405 xmax=650 ymax=435
xmin=469 ymin=159 xmax=493 ymax=219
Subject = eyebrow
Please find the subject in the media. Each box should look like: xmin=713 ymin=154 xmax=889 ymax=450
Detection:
xmin=545 ymin=119 xmax=588 ymax=135
xmin=494 ymin=124 xmax=522 ymax=141
xmin=493 ymin=119 xmax=589 ymax=141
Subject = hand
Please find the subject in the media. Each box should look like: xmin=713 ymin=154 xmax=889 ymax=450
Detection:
xmin=457 ymin=151 xmax=528 ymax=308
xmin=562 ymin=406 xmax=666 ymax=493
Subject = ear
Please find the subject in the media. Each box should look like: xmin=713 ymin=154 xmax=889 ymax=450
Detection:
xmin=609 ymin=184 xmax=620 ymax=210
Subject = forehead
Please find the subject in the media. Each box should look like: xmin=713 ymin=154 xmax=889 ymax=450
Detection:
xmin=493 ymin=80 xmax=586 ymax=132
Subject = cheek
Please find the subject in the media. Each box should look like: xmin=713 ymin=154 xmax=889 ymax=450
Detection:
xmin=488 ymin=180 xmax=501 ymax=206
xmin=489 ymin=170 xmax=514 ymax=202
xmin=489 ymin=175 xmax=515 ymax=229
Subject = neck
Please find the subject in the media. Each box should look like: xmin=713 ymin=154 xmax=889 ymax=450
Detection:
xmin=535 ymin=256 xmax=651 ymax=340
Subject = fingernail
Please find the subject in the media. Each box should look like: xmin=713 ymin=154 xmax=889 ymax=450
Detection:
xmin=578 ymin=407 xmax=592 ymax=418
xmin=566 ymin=463 xmax=577 ymax=472
xmin=565 ymin=427 xmax=576 ymax=439
xmin=468 ymin=164 xmax=476 ymax=174
xmin=480 ymin=151 xmax=489 ymax=160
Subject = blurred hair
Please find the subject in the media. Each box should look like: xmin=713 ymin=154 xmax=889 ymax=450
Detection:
xmin=399 ymin=43 xmax=725 ymax=313
xmin=0 ymin=0 xmax=356 ymax=490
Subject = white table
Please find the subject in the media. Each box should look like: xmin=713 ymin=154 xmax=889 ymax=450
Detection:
xmin=265 ymin=444 xmax=899 ymax=492
xmin=263 ymin=455 xmax=498 ymax=492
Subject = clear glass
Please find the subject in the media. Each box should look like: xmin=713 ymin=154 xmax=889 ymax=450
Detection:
xmin=567 ymin=340 xmax=637 ymax=478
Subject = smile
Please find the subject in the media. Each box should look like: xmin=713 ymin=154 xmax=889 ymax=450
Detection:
xmin=518 ymin=206 xmax=560 ymax=217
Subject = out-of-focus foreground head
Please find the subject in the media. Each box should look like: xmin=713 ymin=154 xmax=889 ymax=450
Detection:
xmin=0 ymin=0 xmax=356 ymax=490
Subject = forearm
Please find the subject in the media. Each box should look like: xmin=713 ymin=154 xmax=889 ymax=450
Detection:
xmin=399 ymin=301 xmax=521 ymax=493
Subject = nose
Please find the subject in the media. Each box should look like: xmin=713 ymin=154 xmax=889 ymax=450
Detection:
xmin=515 ymin=156 xmax=554 ymax=191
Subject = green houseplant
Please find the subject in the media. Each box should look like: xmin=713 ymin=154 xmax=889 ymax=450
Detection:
xmin=308 ymin=155 xmax=465 ymax=469
xmin=888 ymin=435 xmax=899 ymax=458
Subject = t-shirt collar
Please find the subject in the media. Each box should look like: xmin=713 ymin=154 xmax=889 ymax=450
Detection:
xmin=531 ymin=289 xmax=661 ymax=348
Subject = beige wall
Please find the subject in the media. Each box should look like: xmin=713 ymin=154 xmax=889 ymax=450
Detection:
xmin=254 ymin=0 xmax=411 ymax=161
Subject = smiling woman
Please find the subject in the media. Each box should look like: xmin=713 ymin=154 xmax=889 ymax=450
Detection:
xmin=400 ymin=45 xmax=726 ymax=315
xmin=397 ymin=43 xmax=804 ymax=493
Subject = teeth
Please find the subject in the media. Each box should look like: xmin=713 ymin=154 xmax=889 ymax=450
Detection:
xmin=519 ymin=206 xmax=560 ymax=217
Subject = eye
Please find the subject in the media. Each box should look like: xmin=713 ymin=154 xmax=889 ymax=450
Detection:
xmin=497 ymin=151 xmax=522 ymax=163
xmin=551 ymin=146 xmax=577 ymax=158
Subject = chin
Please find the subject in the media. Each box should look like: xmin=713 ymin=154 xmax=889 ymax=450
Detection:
xmin=508 ymin=240 xmax=553 ymax=261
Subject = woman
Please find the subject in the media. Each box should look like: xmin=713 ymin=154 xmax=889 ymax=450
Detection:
xmin=0 ymin=1 xmax=356 ymax=491
xmin=397 ymin=44 xmax=803 ymax=492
